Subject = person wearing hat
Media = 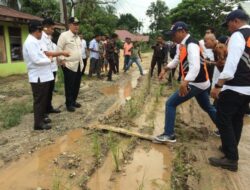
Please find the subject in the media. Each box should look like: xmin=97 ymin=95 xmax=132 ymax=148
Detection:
xmin=40 ymin=18 xmax=69 ymax=117
xmin=57 ymin=17 xmax=83 ymax=112
xmin=154 ymin=21 xmax=216 ymax=143
xmin=209 ymin=9 xmax=250 ymax=171
xmin=23 ymin=20 xmax=53 ymax=130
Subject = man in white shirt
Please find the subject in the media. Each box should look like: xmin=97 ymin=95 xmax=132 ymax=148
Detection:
xmin=199 ymin=27 xmax=215 ymax=86
xmin=57 ymin=17 xmax=83 ymax=112
xmin=209 ymin=9 xmax=250 ymax=172
xmin=89 ymin=34 xmax=101 ymax=78
xmin=154 ymin=21 xmax=216 ymax=143
xmin=22 ymin=20 xmax=53 ymax=130
xmin=79 ymin=34 xmax=88 ymax=75
xmin=40 ymin=18 xmax=62 ymax=115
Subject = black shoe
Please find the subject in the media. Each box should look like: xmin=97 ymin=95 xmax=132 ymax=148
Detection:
xmin=107 ymin=78 xmax=112 ymax=81
xmin=208 ymin=157 xmax=238 ymax=171
xmin=67 ymin=106 xmax=75 ymax=112
xmin=74 ymin=102 xmax=81 ymax=108
xmin=34 ymin=123 xmax=52 ymax=130
xmin=44 ymin=117 xmax=52 ymax=124
xmin=48 ymin=108 xmax=61 ymax=114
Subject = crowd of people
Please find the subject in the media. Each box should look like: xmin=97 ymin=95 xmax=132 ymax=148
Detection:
xmin=23 ymin=9 xmax=250 ymax=173
xmin=153 ymin=9 xmax=250 ymax=172
xmin=23 ymin=16 xmax=146 ymax=131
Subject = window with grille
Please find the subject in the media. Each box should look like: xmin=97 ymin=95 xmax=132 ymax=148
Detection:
xmin=8 ymin=27 xmax=23 ymax=62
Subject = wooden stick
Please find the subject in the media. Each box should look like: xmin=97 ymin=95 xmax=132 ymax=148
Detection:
xmin=83 ymin=124 xmax=154 ymax=141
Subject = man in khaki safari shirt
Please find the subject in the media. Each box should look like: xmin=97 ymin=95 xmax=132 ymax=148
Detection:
xmin=57 ymin=17 xmax=83 ymax=112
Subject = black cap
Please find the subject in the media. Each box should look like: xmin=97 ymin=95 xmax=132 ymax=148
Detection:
xmin=68 ymin=17 xmax=80 ymax=24
xmin=42 ymin=18 xmax=55 ymax=26
xmin=165 ymin=21 xmax=188 ymax=36
xmin=221 ymin=9 xmax=249 ymax=27
xmin=217 ymin=35 xmax=229 ymax=44
xmin=29 ymin=20 xmax=43 ymax=32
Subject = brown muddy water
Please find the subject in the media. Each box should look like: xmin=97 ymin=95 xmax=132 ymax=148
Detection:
xmin=87 ymin=144 xmax=171 ymax=190
xmin=88 ymin=97 xmax=172 ymax=190
xmin=0 ymin=128 xmax=84 ymax=189
xmin=101 ymin=71 xmax=148 ymax=105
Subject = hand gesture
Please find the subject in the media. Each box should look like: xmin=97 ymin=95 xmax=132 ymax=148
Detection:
xmin=210 ymin=87 xmax=221 ymax=99
xmin=62 ymin=51 xmax=70 ymax=57
xmin=179 ymin=81 xmax=190 ymax=97
xmin=158 ymin=69 xmax=166 ymax=80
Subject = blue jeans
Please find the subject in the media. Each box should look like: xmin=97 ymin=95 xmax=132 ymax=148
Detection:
xmin=126 ymin=57 xmax=143 ymax=75
xmin=124 ymin=55 xmax=130 ymax=70
xmin=164 ymin=85 xmax=216 ymax=135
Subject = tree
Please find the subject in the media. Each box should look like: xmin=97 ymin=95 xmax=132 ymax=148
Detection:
xmin=146 ymin=0 xmax=170 ymax=32
xmin=75 ymin=1 xmax=118 ymax=40
xmin=0 ymin=0 xmax=19 ymax=10
xmin=20 ymin=0 xmax=60 ymax=21
xmin=169 ymin=0 xmax=238 ymax=39
xmin=117 ymin=13 xmax=142 ymax=33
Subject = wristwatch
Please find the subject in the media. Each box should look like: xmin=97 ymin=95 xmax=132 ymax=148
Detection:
xmin=215 ymin=84 xmax=223 ymax=89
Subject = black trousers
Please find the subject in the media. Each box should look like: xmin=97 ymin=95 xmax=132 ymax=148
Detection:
xmin=114 ymin=54 xmax=119 ymax=73
xmin=31 ymin=80 xmax=51 ymax=128
xmin=168 ymin=68 xmax=176 ymax=83
xmin=62 ymin=64 xmax=82 ymax=107
xmin=216 ymin=90 xmax=250 ymax=161
xmin=150 ymin=57 xmax=164 ymax=77
xmin=46 ymin=71 xmax=56 ymax=112
xmin=207 ymin=64 xmax=215 ymax=92
xmin=107 ymin=57 xmax=116 ymax=80
xmin=207 ymin=64 xmax=215 ymax=83
xmin=89 ymin=58 xmax=100 ymax=77
xmin=82 ymin=58 xmax=88 ymax=75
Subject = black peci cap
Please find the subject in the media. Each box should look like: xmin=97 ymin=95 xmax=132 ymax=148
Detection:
xmin=68 ymin=17 xmax=80 ymax=24
xmin=29 ymin=20 xmax=43 ymax=32
xmin=42 ymin=18 xmax=55 ymax=26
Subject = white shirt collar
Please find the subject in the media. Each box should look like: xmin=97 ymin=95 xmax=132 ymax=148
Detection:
xmin=239 ymin=24 xmax=250 ymax=29
xmin=29 ymin=34 xmax=39 ymax=42
xmin=181 ymin=34 xmax=190 ymax=45
xmin=42 ymin=31 xmax=49 ymax=38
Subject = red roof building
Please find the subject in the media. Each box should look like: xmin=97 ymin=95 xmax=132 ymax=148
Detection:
xmin=0 ymin=5 xmax=42 ymax=23
xmin=115 ymin=29 xmax=149 ymax=42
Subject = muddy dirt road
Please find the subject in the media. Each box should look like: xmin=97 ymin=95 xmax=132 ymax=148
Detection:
xmin=0 ymin=52 xmax=250 ymax=190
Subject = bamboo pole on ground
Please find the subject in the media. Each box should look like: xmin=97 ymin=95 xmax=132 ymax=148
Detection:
xmin=83 ymin=124 xmax=154 ymax=141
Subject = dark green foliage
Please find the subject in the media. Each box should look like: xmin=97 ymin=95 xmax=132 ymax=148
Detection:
xmin=169 ymin=0 xmax=236 ymax=39
xmin=20 ymin=0 xmax=60 ymax=21
xmin=117 ymin=13 xmax=142 ymax=33
xmin=75 ymin=2 xmax=118 ymax=40
xmin=146 ymin=0 xmax=171 ymax=32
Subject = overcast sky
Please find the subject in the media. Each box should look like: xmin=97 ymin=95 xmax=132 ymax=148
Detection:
xmin=115 ymin=0 xmax=182 ymax=33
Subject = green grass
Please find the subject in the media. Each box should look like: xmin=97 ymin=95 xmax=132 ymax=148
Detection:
xmin=124 ymin=72 xmax=152 ymax=119
xmin=171 ymin=145 xmax=201 ymax=190
xmin=55 ymin=67 xmax=65 ymax=95
xmin=137 ymin=172 xmax=146 ymax=190
xmin=92 ymin=132 xmax=102 ymax=161
xmin=0 ymin=101 xmax=32 ymax=129
xmin=107 ymin=133 xmax=120 ymax=172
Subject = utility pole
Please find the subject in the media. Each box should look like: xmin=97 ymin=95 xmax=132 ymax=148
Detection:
xmin=60 ymin=0 xmax=68 ymax=28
